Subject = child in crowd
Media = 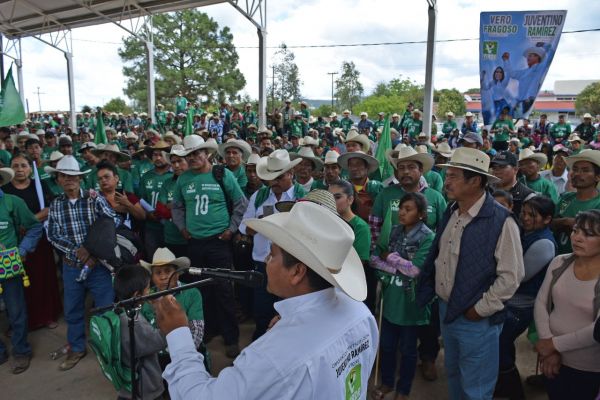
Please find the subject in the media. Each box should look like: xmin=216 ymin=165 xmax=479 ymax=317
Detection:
xmin=493 ymin=189 xmax=513 ymax=211
xmin=113 ymin=265 xmax=167 ymax=400
xmin=370 ymin=193 xmax=435 ymax=400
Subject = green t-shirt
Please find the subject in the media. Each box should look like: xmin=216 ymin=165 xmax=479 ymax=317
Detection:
xmin=554 ymin=191 xmax=600 ymax=254
xmin=157 ymin=177 xmax=186 ymax=245
xmin=41 ymin=146 xmax=56 ymax=161
xmin=491 ymin=119 xmax=515 ymax=142
xmin=132 ymin=159 xmax=154 ymax=192
xmin=405 ymin=119 xmax=423 ymax=139
xmin=175 ymin=96 xmax=188 ymax=114
xmin=45 ymin=178 xmax=64 ymax=196
xmin=174 ymin=167 xmax=243 ymax=239
xmin=373 ymin=120 xmax=386 ymax=133
xmin=348 ymin=215 xmax=371 ymax=261
xmin=142 ymin=284 xmax=203 ymax=333
xmin=522 ymin=175 xmax=559 ymax=204
xmin=230 ymin=166 xmax=248 ymax=190
xmin=0 ymin=149 xmax=11 ymax=167
xmin=0 ymin=193 xmax=40 ymax=250
xmin=140 ymin=169 xmax=174 ymax=230
xmin=550 ymin=123 xmax=571 ymax=140
xmin=340 ymin=117 xmax=354 ymax=133
xmin=243 ymin=111 xmax=257 ymax=126
xmin=424 ymin=170 xmax=443 ymax=194
xmin=442 ymin=120 xmax=457 ymax=134
xmin=330 ymin=120 xmax=341 ymax=129
xmin=289 ymin=120 xmax=305 ymax=138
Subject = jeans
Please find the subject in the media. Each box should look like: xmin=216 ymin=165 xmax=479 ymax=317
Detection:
xmin=439 ymin=300 xmax=503 ymax=400
xmin=498 ymin=305 xmax=533 ymax=371
xmin=380 ymin=318 xmax=419 ymax=395
xmin=0 ymin=277 xmax=31 ymax=356
xmin=252 ymin=261 xmax=279 ymax=340
xmin=63 ymin=263 xmax=115 ymax=353
xmin=186 ymin=237 xmax=239 ymax=345
xmin=418 ymin=299 xmax=440 ymax=362
xmin=545 ymin=365 xmax=600 ymax=400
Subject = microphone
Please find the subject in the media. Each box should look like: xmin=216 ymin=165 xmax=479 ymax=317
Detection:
xmin=187 ymin=268 xmax=264 ymax=288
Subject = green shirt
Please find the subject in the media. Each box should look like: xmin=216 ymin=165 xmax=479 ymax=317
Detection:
xmin=132 ymin=158 xmax=154 ymax=192
xmin=45 ymin=178 xmax=64 ymax=196
xmin=242 ymin=111 xmax=257 ymax=126
xmin=491 ymin=119 xmax=515 ymax=142
xmin=550 ymin=123 xmax=571 ymax=140
xmin=340 ymin=117 xmax=354 ymax=133
xmin=405 ymin=119 xmax=423 ymax=139
xmin=157 ymin=177 xmax=186 ymax=245
xmin=442 ymin=120 xmax=457 ymax=134
xmin=348 ymin=215 xmax=371 ymax=261
xmin=424 ymin=170 xmax=443 ymax=194
xmin=0 ymin=149 xmax=11 ymax=167
xmin=174 ymin=168 xmax=244 ymax=239
xmin=140 ymin=169 xmax=174 ymax=230
xmin=142 ymin=284 xmax=203 ymax=330
xmin=87 ymin=166 xmax=134 ymax=193
xmin=0 ymin=193 xmax=40 ymax=250
xmin=289 ymin=120 xmax=305 ymax=138
xmin=175 ymin=96 xmax=188 ymax=115
xmin=522 ymin=175 xmax=559 ymax=204
xmin=554 ymin=191 xmax=600 ymax=254
xmin=230 ymin=166 xmax=248 ymax=190
xmin=330 ymin=120 xmax=341 ymax=129
xmin=373 ymin=119 xmax=386 ymax=133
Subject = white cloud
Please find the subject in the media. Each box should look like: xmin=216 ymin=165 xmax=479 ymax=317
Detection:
xmin=14 ymin=0 xmax=598 ymax=112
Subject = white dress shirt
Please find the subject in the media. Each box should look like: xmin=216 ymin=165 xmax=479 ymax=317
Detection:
xmin=540 ymin=168 xmax=569 ymax=195
xmin=163 ymin=288 xmax=378 ymax=400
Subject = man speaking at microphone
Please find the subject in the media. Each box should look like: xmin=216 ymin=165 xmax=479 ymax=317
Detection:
xmin=153 ymin=201 xmax=378 ymax=399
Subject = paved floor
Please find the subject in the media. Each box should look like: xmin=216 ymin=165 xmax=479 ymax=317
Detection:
xmin=0 ymin=314 xmax=548 ymax=400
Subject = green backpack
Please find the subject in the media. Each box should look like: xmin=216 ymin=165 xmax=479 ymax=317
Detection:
xmin=89 ymin=311 xmax=132 ymax=392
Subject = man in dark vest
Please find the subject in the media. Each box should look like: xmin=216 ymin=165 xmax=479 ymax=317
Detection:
xmin=417 ymin=147 xmax=524 ymax=400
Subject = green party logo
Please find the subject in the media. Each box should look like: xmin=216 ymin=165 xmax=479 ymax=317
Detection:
xmin=483 ymin=41 xmax=498 ymax=60
xmin=345 ymin=364 xmax=361 ymax=400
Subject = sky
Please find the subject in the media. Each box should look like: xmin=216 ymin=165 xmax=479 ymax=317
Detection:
xmin=13 ymin=0 xmax=600 ymax=112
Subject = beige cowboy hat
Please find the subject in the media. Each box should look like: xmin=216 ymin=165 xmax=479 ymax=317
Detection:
xmin=329 ymin=112 xmax=337 ymax=118
xmin=412 ymin=109 xmax=422 ymax=116
xmin=48 ymin=151 xmax=65 ymax=162
xmin=290 ymin=147 xmax=324 ymax=171
xmin=338 ymin=151 xmax=379 ymax=174
xmin=246 ymin=201 xmax=367 ymax=301
xmin=173 ymin=135 xmax=218 ymax=157
xmin=92 ymin=143 xmax=131 ymax=163
xmin=246 ymin=153 xmax=261 ymax=165
xmin=324 ymin=150 xmax=340 ymax=165
xmin=519 ymin=148 xmax=548 ymax=167
xmin=164 ymin=131 xmax=182 ymax=145
xmin=437 ymin=147 xmax=500 ymax=183
xmin=342 ymin=109 xmax=351 ymax=115
xmin=567 ymin=134 xmax=585 ymax=144
xmin=147 ymin=140 xmax=172 ymax=152
xmin=386 ymin=145 xmax=433 ymax=173
xmin=275 ymin=189 xmax=339 ymax=216
xmin=256 ymin=149 xmax=303 ymax=181
xmin=343 ymin=130 xmax=371 ymax=152
xmin=446 ymin=111 xmax=455 ymax=117
xmin=0 ymin=168 xmax=15 ymax=187
xmin=565 ymin=149 xmax=600 ymax=170
xmin=45 ymin=155 xmax=91 ymax=176
xmin=583 ymin=113 xmax=593 ymax=119
xmin=140 ymin=247 xmax=190 ymax=273
xmin=218 ymin=139 xmax=252 ymax=162
xmin=465 ymin=111 xmax=474 ymax=117
xmin=300 ymin=136 xmax=319 ymax=147
xmin=431 ymin=142 xmax=454 ymax=158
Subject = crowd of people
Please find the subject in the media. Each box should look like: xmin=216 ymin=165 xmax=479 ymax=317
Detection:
xmin=0 ymin=97 xmax=599 ymax=400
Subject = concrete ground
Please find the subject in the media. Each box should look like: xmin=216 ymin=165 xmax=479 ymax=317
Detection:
xmin=0 ymin=314 xmax=548 ymax=400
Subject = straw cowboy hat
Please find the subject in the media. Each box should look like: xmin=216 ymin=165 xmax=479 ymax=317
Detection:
xmin=140 ymin=247 xmax=190 ymax=273
xmin=437 ymin=147 xmax=499 ymax=183
xmin=173 ymin=135 xmax=218 ymax=157
xmin=256 ymin=149 xmax=303 ymax=181
xmin=583 ymin=113 xmax=593 ymax=119
xmin=92 ymin=144 xmax=131 ymax=163
xmin=164 ymin=131 xmax=182 ymax=145
xmin=246 ymin=153 xmax=261 ymax=165
xmin=245 ymin=201 xmax=367 ymax=301
xmin=431 ymin=142 xmax=454 ymax=158
xmin=342 ymin=109 xmax=351 ymax=115
xmin=0 ymin=168 xmax=15 ymax=187
xmin=338 ymin=151 xmax=379 ymax=174
xmin=45 ymin=155 xmax=91 ymax=176
xmin=343 ymin=130 xmax=371 ymax=152
xmin=518 ymin=148 xmax=548 ymax=167
xmin=567 ymin=134 xmax=585 ymax=145
xmin=146 ymin=140 xmax=172 ymax=153
xmin=48 ymin=151 xmax=65 ymax=162
xmin=125 ymin=132 xmax=139 ymax=141
xmin=386 ymin=145 xmax=433 ymax=173
xmin=275 ymin=189 xmax=339 ymax=216
xmin=324 ymin=150 xmax=340 ymax=165
xmin=565 ymin=149 xmax=600 ymax=170
xmin=446 ymin=111 xmax=455 ymax=117
xmin=218 ymin=139 xmax=252 ymax=162
xmin=290 ymin=147 xmax=324 ymax=171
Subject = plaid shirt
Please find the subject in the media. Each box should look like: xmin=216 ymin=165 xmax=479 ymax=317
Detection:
xmin=47 ymin=189 xmax=119 ymax=266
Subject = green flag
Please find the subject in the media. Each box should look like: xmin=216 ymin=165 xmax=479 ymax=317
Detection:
xmin=94 ymin=107 xmax=107 ymax=144
xmin=0 ymin=66 xmax=26 ymax=127
xmin=374 ymin=115 xmax=394 ymax=182
xmin=184 ymin=108 xmax=194 ymax=137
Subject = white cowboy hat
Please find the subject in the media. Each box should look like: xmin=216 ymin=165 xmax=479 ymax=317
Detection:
xmin=437 ymin=147 xmax=500 ymax=183
xmin=342 ymin=109 xmax=351 ymax=115
xmin=324 ymin=150 xmax=340 ymax=165
xmin=174 ymin=135 xmax=218 ymax=157
xmin=290 ymin=147 xmax=324 ymax=171
xmin=329 ymin=112 xmax=337 ymax=118
xmin=0 ymin=168 xmax=15 ymax=187
xmin=583 ymin=113 xmax=592 ymax=119
xmin=169 ymin=144 xmax=185 ymax=156
xmin=446 ymin=111 xmax=455 ymax=117
xmin=125 ymin=132 xmax=139 ymax=141
xmin=246 ymin=153 xmax=261 ymax=165
xmin=140 ymin=247 xmax=190 ymax=273
xmin=360 ymin=112 xmax=368 ymax=117
xmin=45 ymin=155 xmax=91 ymax=176
xmin=386 ymin=145 xmax=434 ymax=173
xmin=48 ymin=151 xmax=65 ymax=162
xmin=565 ymin=149 xmax=600 ymax=170
xmin=518 ymin=148 xmax=548 ymax=167
xmin=300 ymin=136 xmax=319 ymax=147
xmin=567 ymin=134 xmax=585 ymax=144
xmin=35 ymin=129 xmax=45 ymax=136
xmin=256 ymin=149 xmax=302 ymax=181
xmin=164 ymin=131 xmax=182 ymax=144
xmin=465 ymin=111 xmax=474 ymax=117
xmin=218 ymin=139 xmax=252 ymax=162
xmin=343 ymin=130 xmax=371 ymax=152
xmin=245 ymin=201 xmax=367 ymax=301
xmin=523 ymin=45 xmax=546 ymax=61
xmin=147 ymin=140 xmax=171 ymax=153
xmin=92 ymin=143 xmax=131 ymax=162
xmin=78 ymin=142 xmax=97 ymax=153
xmin=337 ymin=151 xmax=379 ymax=174
xmin=412 ymin=109 xmax=422 ymax=116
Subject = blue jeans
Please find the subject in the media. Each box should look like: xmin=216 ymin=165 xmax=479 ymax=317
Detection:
xmin=380 ymin=318 xmax=418 ymax=396
xmin=63 ymin=263 xmax=114 ymax=353
xmin=498 ymin=305 xmax=533 ymax=371
xmin=439 ymin=300 xmax=503 ymax=400
xmin=0 ymin=277 xmax=31 ymax=356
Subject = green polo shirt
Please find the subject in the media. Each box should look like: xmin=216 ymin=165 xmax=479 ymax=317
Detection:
xmin=348 ymin=215 xmax=371 ymax=261
xmin=142 ymin=283 xmax=203 ymax=326
xmin=0 ymin=193 xmax=39 ymax=250
xmin=424 ymin=170 xmax=444 ymax=194
xmin=554 ymin=191 xmax=600 ymax=254
xmin=521 ymin=175 xmax=559 ymax=204
xmin=491 ymin=119 xmax=514 ymax=142
xmin=87 ymin=166 xmax=134 ymax=193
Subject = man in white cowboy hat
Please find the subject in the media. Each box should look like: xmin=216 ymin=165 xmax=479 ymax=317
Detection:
xmin=540 ymin=144 xmax=571 ymax=196
xmin=46 ymin=156 xmax=121 ymax=371
xmin=280 ymin=99 xmax=295 ymax=136
xmin=417 ymin=147 xmax=524 ymax=400
xmin=461 ymin=111 xmax=479 ymax=135
xmin=312 ymin=150 xmax=342 ymax=190
xmin=89 ymin=144 xmax=134 ymax=193
xmin=329 ymin=112 xmax=341 ymax=130
xmin=288 ymin=112 xmax=305 ymax=138
xmin=290 ymin=147 xmax=323 ymax=193
xmin=153 ymin=201 xmax=378 ymax=400
xmin=390 ymin=113 xmax=402 ymax=132
xmin=298 ymin=100 xmax=310 ymax=123
xmin=518 ymin=148 xmax=559 ymax=203
xmin=552 ymin=149 xmax=600 ymax=255
xmin=442 ymin=111 xmax=457 ymax=136
xmin=0 ymin=167 xmax=43 ymax=374
xmin=344 ymin=129 xmax=371 ymax=153
xmin=357 ymin=112 xmax=373 ymax=135
xmin=218 ymin=139 xmax=252 ymax=190
xmin=340 ymin=109 xmax=353 ymax=133
xmin=43 ymin=151 xmax=66 ymax=196
xmin=405 ymin=109 xmax=423 ymax=145
xmin=171 ymin=135 xmax=248 ymax=357
xmin=338 ymin=151 xmax=382 ymax=223
xmin=567 ymin=133 xmax=585 ymax=155
xmin=242 ymin=103 xmax=257 ymax=129
xmin=502 ymin=43 xmax=548 ymax=115
xmin=431 ymin=142 xmax=454 ymax=181
xmin=574 ymin=113 xmax=596 ymax=143
xmin=373 ymin=112 xmax=386 ymax=133
xmin=238 ymin=149 xmax=306 ymax=340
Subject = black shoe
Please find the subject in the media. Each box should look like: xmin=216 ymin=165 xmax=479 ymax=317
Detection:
xmin=495 ymin=367 xmax=525 ymax=400
xmin=0 ymin=352 xmax=7 ymax=366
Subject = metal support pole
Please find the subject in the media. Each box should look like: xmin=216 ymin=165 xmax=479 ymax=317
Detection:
xmin=65 ymin=52 xmax=76 ymax=132
xmin=422 ymin=2 xmax=437 ymax=139
xmin=145 ymin=40 xmax=156 ymax=125
xmin=327 ymin=72 xmax=338 ymax=110
xmin=16 ymin=39 xmax=24 ymax=104
xmin=257 ymin=27 xmax=267 ymax=130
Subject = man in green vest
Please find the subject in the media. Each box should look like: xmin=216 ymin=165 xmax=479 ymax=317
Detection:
xmin=391 ymin=113 xmax=402 ymax=132
xmin=155 ymin=104 xmax=167 ymax=133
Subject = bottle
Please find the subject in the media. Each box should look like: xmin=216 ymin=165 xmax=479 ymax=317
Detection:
xmin=76 ymin=264 xmax=90 ymax=282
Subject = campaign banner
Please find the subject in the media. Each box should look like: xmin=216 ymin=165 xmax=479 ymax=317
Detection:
xmin=479 ymin=10 xmax=567 ymax=125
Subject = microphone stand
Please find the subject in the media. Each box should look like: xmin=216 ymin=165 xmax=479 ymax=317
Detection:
xmin=91 ymin=278 xmax=215 ymax=400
